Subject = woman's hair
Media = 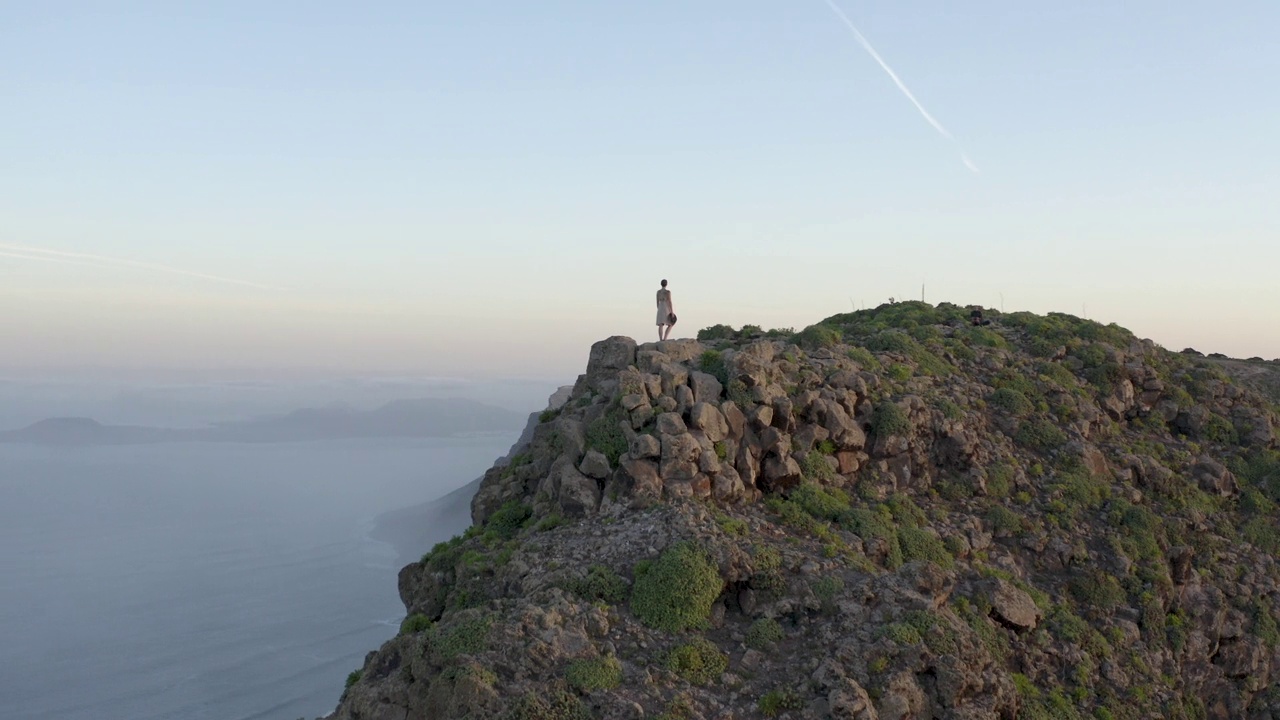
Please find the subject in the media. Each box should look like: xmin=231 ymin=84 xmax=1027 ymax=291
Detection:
xmin=660 ymin=279 xmax=668 ymax=287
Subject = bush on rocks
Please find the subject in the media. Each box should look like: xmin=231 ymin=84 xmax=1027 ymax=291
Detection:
xmin=631 ymin=542 xmax=723 ymax=632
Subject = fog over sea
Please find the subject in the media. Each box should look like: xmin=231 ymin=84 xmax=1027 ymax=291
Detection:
xmin=0 ymin=376 xmax=552 ymax=720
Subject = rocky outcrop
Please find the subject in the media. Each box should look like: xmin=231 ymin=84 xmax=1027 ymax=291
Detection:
xmin=330 ymin=303 xmax=1280 ymax=720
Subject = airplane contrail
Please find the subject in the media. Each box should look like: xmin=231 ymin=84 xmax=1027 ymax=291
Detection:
xmin=819 ymin=0 xmax=979 ymax=173
xmin=0 ymin=242 xmax=280 ymax=290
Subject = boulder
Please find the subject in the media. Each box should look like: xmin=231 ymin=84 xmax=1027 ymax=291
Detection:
xmin=656 ymin=412 xmax=688 ymax=436
xmin=611 ymin=455 xmax=662 ymax=505
xmin=578 ymin=450 xmax=611 ymax=480
xmin=660 ymin=432 xmax=701 ymax=481
xmin=689 ymin=371 xmax=724 ymax=404
xmin=584 ymin=336 xmax=637 ymax=392
xmin=1192 ymin=457 xmax=1238 ymax=497
xmin=658 ymin=362 xmax=690 ymax=397
xmin=988 ymin=579 xmax=1039 ymax=630
xmin=556 ymin=464 xmax=601 ymax=517
xmin=630 ymin=434 xmax=661 ymax=459
xmin=763 ymin=455 xmax=803 ymax=492
xmin=688 ymin=402 xmax=730 ymax=443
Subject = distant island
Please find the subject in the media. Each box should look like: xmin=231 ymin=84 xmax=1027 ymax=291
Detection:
xmin=0 ymin=398 xmax=526 ymax=446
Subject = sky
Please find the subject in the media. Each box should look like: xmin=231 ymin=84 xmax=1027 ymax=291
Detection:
xmin=3 ymin=1 xmax=1278 ymax=381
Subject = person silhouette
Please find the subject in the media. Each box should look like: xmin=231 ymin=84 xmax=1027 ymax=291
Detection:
xmin=656 ymin=279 xmax=676 ymax=341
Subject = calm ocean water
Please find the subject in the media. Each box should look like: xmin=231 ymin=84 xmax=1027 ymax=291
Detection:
xmin=0 ymin=436 xmax=513 ymax=720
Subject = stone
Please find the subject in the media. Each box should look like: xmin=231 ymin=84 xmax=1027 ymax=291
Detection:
xmin=578 ymin=450 xmax=611 ymax=480
xmin=1170 ymin=545 xmax=1195 ymax=585
xmin=656 ymin=412 xmax=688 ymax=436
xmin=828 ymin=679 xmax=878 ymax=720
xmin=660 ymin=432 xmax=701 ymax=481
xmin=721 ymin=400 xmax=746 ymax=440
xmin=629 ymin=405 xmax=654 ymax=430
xmin=630 ymin=434 xmax=661 ymax=459
xmin=1192 ymin=457 xmax=1238 ymax=497
xmin=689 ymin=370 xmax=724 ymax=404
xmin=763 ymin=455 xmax=803 ymax=492
xmin=620 ymin=393 xmax=648 ymax=412
xmin=699 ymin=449 xmax=721 ymax=474
xmin=688 ymin=402 xmax=730 ymax=442
xmin=656 ymin=396 xmax=678 ymax=413
xmin=713 ymin=466 xmax=745 ymax=503
xmin=989 ymin=579 xmax=1039 ymax=630
xmin=584 ymin=336 xmax=637 ymax=392
xmin=658 ymin=362 xmax=690 ymax=397
xmin=612 ymin=455 xmax=662 ymax=505
xmin=749 ymin=404 xmax=774 ymax=430
xmin=556 ymin=464 xmax=601 ymax=517
xmin=655 ymin=338 xmax=704 ymax=363
xmin=674 ymin=384 xmax=695 ymax=414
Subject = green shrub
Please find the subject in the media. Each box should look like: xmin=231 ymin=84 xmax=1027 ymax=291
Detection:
xmin=987 ymin=506 xmax=1026 ymax=535
xmin=888 ymin=364 xmax=913 ymax=382
xmin=502 ymin=688 xmax=591 ymax=720
xmin=991 ymin=387 xmax=1034 ymax=416
xmin=585 ymin=407 xmax=629 ymax=465
xmin=1070 ymin=570 xmax=1126 ymax=612
xmin=846 ymin=346 xmax=882 ymax=371
xmin=758 ymin=688 xmax=804 ymax=717
xmin=872 ymin=402 xmax=911 ymax=437
xmin=399 ymin=613 xmax=433 ymax=635
xmin=565 ymin=656 xmax=622 ymax=692
xmin=345 ymin=669 xmax=363 ymax=690
xmin=751 ymin=545 xmax=787 ymax=593
xmin=429 ymin=615 xmax=492 ymax=663
xmin=1203 ymin=414 xmax=1239 ymax=444
xmin=665 ymin=637 xmax=727 ymax=685
xmin=535 ymin=514 xmax=567 ymax=532
xmin=565 ymin=564 xmax=628 ymax=604
xmin=795 ymin=324 xmax=842 ymax=351
xmin=813 ymin=575 xmax=844 ymax=603
xmin=842 ymin=507 xmax=903 ymax=568
xmin=697 ymin=324 xmax=737 ymax=341
xmin=486 ymin=500 xmax=533 ymax=540
xmin=898 ymin=526 xmax=955 ymax=568
xmin=727 ymin=379 xmax=754 ymax=409
xmin=539 ymin=408 xmax=561 ymax=423
xmin=798 ymin=451 xmax=835 ymax=483
xmin=698 ymin=350 xmax=730 ymax=386
xmin=746 ymin=618 xmax=785 ymax=649
xmin=790 ymin=482 xmax=850 ymax=520
xmin=987 ymin=464 xmax=1015 ymax=497
xmin=1016 ymin=417 xmax=1068 ymax=452
xmin=631 ymin=543 xmax=723 ymax=631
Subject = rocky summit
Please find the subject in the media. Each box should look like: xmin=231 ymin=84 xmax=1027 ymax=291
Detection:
xmin=328 ymin=302 xmax=1280 ymax=720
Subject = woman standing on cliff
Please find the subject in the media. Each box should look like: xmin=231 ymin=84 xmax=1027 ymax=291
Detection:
xmin=656 ymin=279 xmax=676 ymax=341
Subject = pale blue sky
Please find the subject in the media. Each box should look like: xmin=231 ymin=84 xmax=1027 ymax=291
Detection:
xmin=2 ymin=1 xmax=1278 ymax=379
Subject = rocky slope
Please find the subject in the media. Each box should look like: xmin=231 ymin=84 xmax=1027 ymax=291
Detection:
xmin=329 ymin=302 xmax=1280 ymax=720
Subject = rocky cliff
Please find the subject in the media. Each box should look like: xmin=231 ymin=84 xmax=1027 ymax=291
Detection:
xmin=329 ymin=302 xmax=1280 ymax=720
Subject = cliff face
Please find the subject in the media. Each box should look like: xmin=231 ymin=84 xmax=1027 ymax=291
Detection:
xmin=330 ymin=302 xmax=1280 ymax=720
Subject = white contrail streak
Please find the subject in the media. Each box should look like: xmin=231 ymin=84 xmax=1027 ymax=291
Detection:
xmin=819 ymin=0 xmax=979 ymax=173
xmin=0 ymin=242 xmax=279 ymax=290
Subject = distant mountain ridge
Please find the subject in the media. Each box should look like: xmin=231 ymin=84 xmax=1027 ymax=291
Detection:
xmin=0 ymin=397 xmax=525 ymax=445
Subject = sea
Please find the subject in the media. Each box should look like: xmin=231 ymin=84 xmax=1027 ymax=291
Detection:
xmin=0 ymin=434 xmax=516 ymax=720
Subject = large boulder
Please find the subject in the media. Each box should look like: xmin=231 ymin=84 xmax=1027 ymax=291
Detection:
xmin=584 ymin=336 xmax=637 ymax=393
xmin=688 ymin=402 xmax=730 ymax=443
xmin=689 ymin=370 xmax=724 ymax=404
xmin=988 ymin=579 xmax=1039 ymax=630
